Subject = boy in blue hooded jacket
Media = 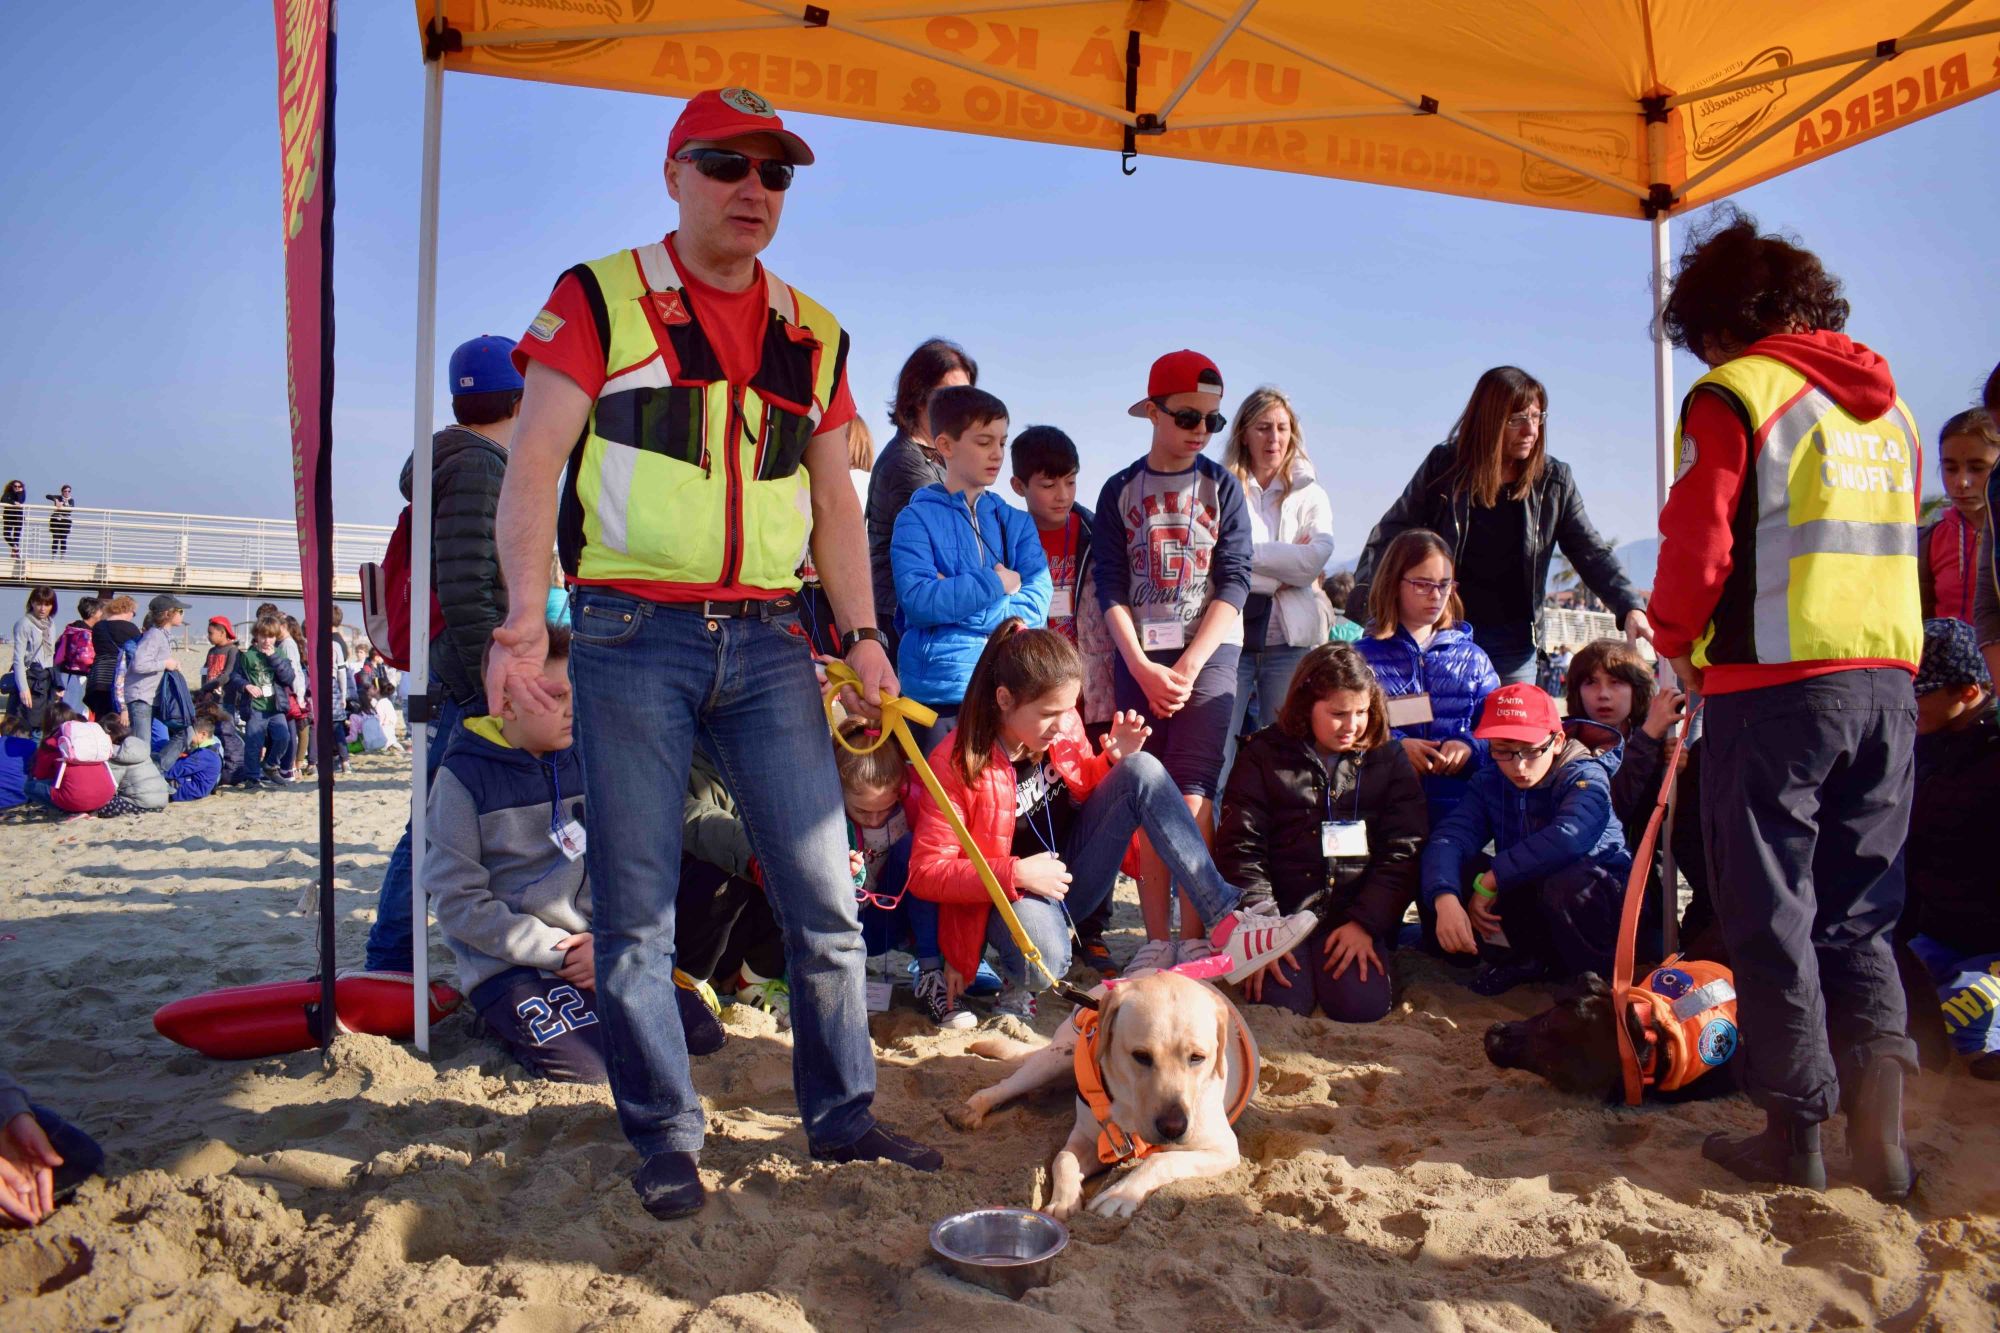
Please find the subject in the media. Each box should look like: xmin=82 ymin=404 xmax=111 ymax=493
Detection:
xmin=1422 ymin=682 xmax=1631 ymax=995
xmin=889 ymin=385 xmax=1050 ymax=749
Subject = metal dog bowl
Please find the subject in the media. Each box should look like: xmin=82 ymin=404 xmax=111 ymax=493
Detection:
xmin=930 ymin=1208 xmax=1069 ymax=1298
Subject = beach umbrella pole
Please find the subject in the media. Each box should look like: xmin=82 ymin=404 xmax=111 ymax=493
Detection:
xmin=408 ymin=44 xmax=444 ymax=1054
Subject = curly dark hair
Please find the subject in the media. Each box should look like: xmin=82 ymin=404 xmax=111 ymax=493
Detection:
xmin=1661 ymin=206 xmax=1848 ymax=358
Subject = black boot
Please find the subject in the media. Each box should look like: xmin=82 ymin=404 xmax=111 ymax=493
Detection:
xmin=1702 ymin=1112 xmax=1827 ymax=1191
xmin=1847 ymin=1060 xmax=1917 ymax=1203
xmin=633 ymin=1150 xmax=707 ymax=1219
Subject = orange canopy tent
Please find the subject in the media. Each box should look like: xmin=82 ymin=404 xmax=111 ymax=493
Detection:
xmin=396 ymin=0 xmax=2000 ymax=1044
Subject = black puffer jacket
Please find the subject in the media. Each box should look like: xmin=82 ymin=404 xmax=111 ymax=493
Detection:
xmin=1216 ymin=727 xmax=1428 ymax=938
xmin=400 ymin=427 xmax=508 ymax=708
xmin=1905 ymin=702 xmax=2000 ymax=955
xmin=1347 ymin=443 xmax=1642 ymax=642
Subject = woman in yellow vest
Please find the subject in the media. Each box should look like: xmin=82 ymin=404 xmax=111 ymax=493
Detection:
xmin=1650 ymin=207 xmax=1921 ymax=1201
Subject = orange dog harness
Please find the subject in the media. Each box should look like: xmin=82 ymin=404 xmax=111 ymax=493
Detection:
xmin=1070 ymin=1003 xmax=1257 ymax=1164
xmin=1624 ymin=956 xmax=1740 ymax=1094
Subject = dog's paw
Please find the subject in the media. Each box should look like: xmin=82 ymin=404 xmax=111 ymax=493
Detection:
xmin=944 ymin=1100 xmax=988 ymax=1132
xmin=1045 ymin=1192 xmax=1079 ymax=1222
xmin=1087 ymin=1183 xmax=1147 ymax=1219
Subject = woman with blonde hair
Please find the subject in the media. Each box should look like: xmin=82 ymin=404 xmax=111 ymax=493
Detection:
xmin=1348 ymin=367 xmax=1646 ymax=684
xmin=1220 ymin=385 xmax=1335 ymax=781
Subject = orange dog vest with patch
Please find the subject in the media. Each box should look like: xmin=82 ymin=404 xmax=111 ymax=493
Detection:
xmin=1070 ymin=1005 xmax=1257 ymax=1164
xmin=1625 ymin=956 xmax=1740 ymax=1094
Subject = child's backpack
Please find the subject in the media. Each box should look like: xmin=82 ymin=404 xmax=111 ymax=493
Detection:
xmin=359 ymin=503 xmax=440 ymax=673
xmin=54 ymin=623 xmax=95 ymax=675
xmin=156 ymin=666 xmax=196 ymax=734
xmin=53 ymin=719 xmax=113 ymax=789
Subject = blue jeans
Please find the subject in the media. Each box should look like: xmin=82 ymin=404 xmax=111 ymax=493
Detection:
xmin=987 ymin=751 xmax=1244 ymax=991
xmin=1221 ymin=643 xmax=1310 ymax=790
xmin=569 ymin=591 xmax=874 ymax=1157
xmin=241 ymin=710 xmax=293 ymax=781
xmin=364 ymin=693 xmax=464 ymax=972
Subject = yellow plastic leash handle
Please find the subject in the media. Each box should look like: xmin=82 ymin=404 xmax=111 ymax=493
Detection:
xmin=823 ymin=661 xmax=1067 ymax=994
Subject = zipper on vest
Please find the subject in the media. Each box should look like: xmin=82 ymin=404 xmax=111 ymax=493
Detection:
xmin=721 ymin=384 xmax=747 ymax=585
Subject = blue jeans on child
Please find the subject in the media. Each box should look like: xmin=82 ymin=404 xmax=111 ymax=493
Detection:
xmin=364 ymin=693 xmax=465 ymax=972
xmin=987 ymin=751 xmax=1246 ymax=989
xmin=1244 ymin=919 xmax=1394 ymax=1022
xmin=241 ymin=710 xmax=293 ymax=781
xmin=1221 ymin=643 xmax=1310 ymax=789
xmin=568 ymin=591 xmax=876 ymax=1159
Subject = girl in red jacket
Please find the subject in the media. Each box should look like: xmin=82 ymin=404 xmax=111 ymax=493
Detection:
xmin=908 ymin=620 xmax=1316 ymax=1020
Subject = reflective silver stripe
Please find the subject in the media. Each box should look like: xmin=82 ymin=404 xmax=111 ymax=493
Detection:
xmin=1671 ymin=978 xmax=1736 ymax=1021
xmin=1787 ymin=519 xmax=1918 ymax=559
xmin=1748 ymin=387 xmax=1832 ymax=660
xmin=602 ymin=358 xmax=673 ymax=397
xmin=763 ymin=267 xmax=796 ymax=323
xmin=592 ymin=442 xmax=637 ymax=555
xmin=635 ymin=242 xmax=674 ymax=292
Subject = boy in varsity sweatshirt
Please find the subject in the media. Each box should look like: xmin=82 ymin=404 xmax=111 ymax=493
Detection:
xmin=429 ymin=625 xmax=726 ymax=1084
xmin=1092 ymin=350 xmax=1253 ymax=972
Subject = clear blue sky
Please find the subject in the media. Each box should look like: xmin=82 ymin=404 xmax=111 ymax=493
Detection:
xmin=2 ymin=5 xmax=1995 ymax=561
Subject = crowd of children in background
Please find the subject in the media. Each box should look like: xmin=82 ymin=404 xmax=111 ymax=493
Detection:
xmin=2 ymin=589 xmax=404 ymax=819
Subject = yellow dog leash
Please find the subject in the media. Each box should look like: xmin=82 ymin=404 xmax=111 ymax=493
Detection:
xmin=823 ymin=662 xmax=1100 ymax=1011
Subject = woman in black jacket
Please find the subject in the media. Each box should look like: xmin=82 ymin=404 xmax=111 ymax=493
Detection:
xmin=1217 ymin=644 xmax=1428 ymax=1021
xmin=1348 ymin=367 xmax=1649 ymax=684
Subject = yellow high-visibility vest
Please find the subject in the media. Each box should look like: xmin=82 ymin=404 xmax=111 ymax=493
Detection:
xmin=556 ymin=242 xmax=848 ymax=596
xmin=1681 ymin=354 xmax=1921 ymax=672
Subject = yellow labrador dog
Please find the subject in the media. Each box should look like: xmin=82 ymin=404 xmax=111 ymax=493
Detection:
xmin=955 ymin=969 xmax=1258 ymax=1219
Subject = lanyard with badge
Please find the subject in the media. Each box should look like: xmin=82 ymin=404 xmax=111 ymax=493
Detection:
xmin=1384 ymin=630 xmax=1436 ymax=731
xmin=1320 ymin=758 xmax=1369 ymax=863
xmin=548 ymin=764 xmax=587 ymax=861
xmin=1048 ymin=515 xmax=1077 ymax=623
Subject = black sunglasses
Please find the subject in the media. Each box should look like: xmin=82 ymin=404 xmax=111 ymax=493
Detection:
xmin=678 ymin=148 xmax=794 ymax=192
xmin=1151 ymin=399 xmax=1227 ymax=434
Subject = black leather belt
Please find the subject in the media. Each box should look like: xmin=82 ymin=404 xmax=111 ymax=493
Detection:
xmin=667 ymin=596 xmax=798 ymax=620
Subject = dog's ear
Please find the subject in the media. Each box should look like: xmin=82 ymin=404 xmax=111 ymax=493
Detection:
xmin=1210 ymin=989 xmax=1232 ymax=1089
xmin=1559 ymin=973 xmax=1611 ymax=1004
xmin=1093 ymin=986 xmax=1124 ymax=1089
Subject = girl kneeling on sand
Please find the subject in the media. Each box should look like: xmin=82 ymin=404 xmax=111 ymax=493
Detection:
xmin=907 ymin=620 xmax=1318 ymax=1022
xmin=1217 ymin=644 xmax=1428 ymax=1022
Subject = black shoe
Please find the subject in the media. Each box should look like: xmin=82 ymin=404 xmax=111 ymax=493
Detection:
xmin=632 ymin=1150 xmax=706 ymax=1219
xmin=676 ymin=983 xmax=727 ymax=1057
xmin=1848 ymin=1060 xmax=1917 ymax=1202
xmin=1466 ymin=957 xmax=1551 ymax=997
xmin=1702 ymin=1114 xmax=1826 ymax=1191
xmin=1972 ymin=1052 xmax=2000 ymax=1081
xmin=1079 ymin=937 xmax=1117 ymax=977
xmin=811 ymin=1124 xmax=943 ymax=1172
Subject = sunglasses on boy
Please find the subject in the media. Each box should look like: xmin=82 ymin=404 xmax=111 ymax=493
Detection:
xmin=677 ymin=148 xmax=795 ymax=192
xmin=1489 ymin=735 xmax=1558 ymax=766
xmin=1150 ymin=399 xmax=1228 ymax=434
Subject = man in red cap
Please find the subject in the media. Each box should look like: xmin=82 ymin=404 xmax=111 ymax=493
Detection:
xmin=486 ymin=87 xmax=938 ymax=1220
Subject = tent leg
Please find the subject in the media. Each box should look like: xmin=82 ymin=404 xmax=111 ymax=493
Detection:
xmin=1650 ymin=211 xmax=1681 ymax=959
xmin=410 ymin=54 xmax=444 ymax=1054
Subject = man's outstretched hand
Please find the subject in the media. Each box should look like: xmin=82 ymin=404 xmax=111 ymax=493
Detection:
xmin=485 ymin=617 xmax=556 ymax=718
xmin=839 ymin=637 xmax=899 ymax=721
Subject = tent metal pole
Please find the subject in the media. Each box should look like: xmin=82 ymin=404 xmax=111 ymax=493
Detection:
xmin=1664 ymin=14 xmax=1999 ymax=107
xmin=1650 ymin=209 xmax=1681 ymax=957
xmin=1157 ymin=0 xmax=1262 ymax=123
xmin=409 ymin=51 xmax=444 ymax=1054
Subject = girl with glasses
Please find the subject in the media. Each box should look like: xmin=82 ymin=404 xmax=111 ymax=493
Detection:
xmin=1347 ymin=366 xmax=1649 ymax=684
xmin=1355 ymin=529 xmax=1499 ymax=826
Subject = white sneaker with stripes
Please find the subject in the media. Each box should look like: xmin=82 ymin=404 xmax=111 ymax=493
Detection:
xmin=1209 ymin=901 xmax=1319 ymax=984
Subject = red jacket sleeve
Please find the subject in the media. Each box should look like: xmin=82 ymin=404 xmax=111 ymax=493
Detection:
xmin=907 ymin=759 xmax=1020 ymax=905
xmin=1649 ymin=388 xmax=1750 ymax=659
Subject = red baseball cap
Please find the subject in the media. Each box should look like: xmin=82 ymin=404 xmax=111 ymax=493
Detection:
xmin=667 ymin=87 xmax=815 ymax=166
xmin=208 ymin=615 xmax=235 ymax=636
xmin=1472 ymin=683 xmax=1564 ymax=744
xmin=1129 ymin=350 xmax=1225 ymax=418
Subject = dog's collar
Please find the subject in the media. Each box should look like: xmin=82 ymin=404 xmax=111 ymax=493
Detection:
xmin=1624 ymin=959 xmax=1740 ymax=1094
xmin=1070 ymin=1005 xmax=1256 ymax=1165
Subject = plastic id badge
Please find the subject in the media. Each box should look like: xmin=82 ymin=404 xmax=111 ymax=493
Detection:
xmin=1385 ymin=693 xmax=1435 ymax=728
xmin=550 ymin=820 xmax=587 ymax=861
xmin=1141 ymin=617 xmax=1187 ymax=652
xmin=1049 ymin=588 xmax=1074 ymax=620
xmin=865 ymin=980 xmax=893 ymax=1012
xmin=1321 ymin=821 xmax=1369 ymax=859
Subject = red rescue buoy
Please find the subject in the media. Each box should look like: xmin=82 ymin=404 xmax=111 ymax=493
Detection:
xmin=153 ymin=971 xmax=461 ymax=1059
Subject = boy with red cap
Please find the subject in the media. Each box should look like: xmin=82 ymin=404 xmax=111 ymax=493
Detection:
xmin=1419 ymin=683 xmax=1632 ymax=995
xmin=1093 ymin=350 xmax=1253 ymax=973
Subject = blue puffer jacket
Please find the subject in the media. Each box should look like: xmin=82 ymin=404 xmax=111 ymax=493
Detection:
xmin=1420 ymin=720 xmax=1631 ymax=907
xmin=1357 ymin=622 xmax=1501 ymax=815
xmin=890 ymin=483 xmax=1051 ymax=705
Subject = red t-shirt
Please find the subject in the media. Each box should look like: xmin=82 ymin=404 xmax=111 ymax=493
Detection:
xmin=1037 ymin=514 xmax=1084 ymax=642
xmin=515 ymin=234 xmax=858 ymax=603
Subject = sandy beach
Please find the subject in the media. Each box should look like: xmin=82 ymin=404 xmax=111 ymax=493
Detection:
xmin=2 ymin=754 xmax=1997 ymax=1331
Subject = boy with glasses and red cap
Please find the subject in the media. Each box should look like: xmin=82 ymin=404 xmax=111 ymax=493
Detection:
xmin=1093 ymin=350 xmax=1255 ymax=974
xmin=1419 ymin=683 xmax=1632 ymax=995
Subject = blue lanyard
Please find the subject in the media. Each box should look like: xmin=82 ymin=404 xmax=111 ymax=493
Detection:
xmin=1024 ymin=759 xmax=1060 ymax=855
xmin=547 ymin=758 xmax=566 ymax=835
